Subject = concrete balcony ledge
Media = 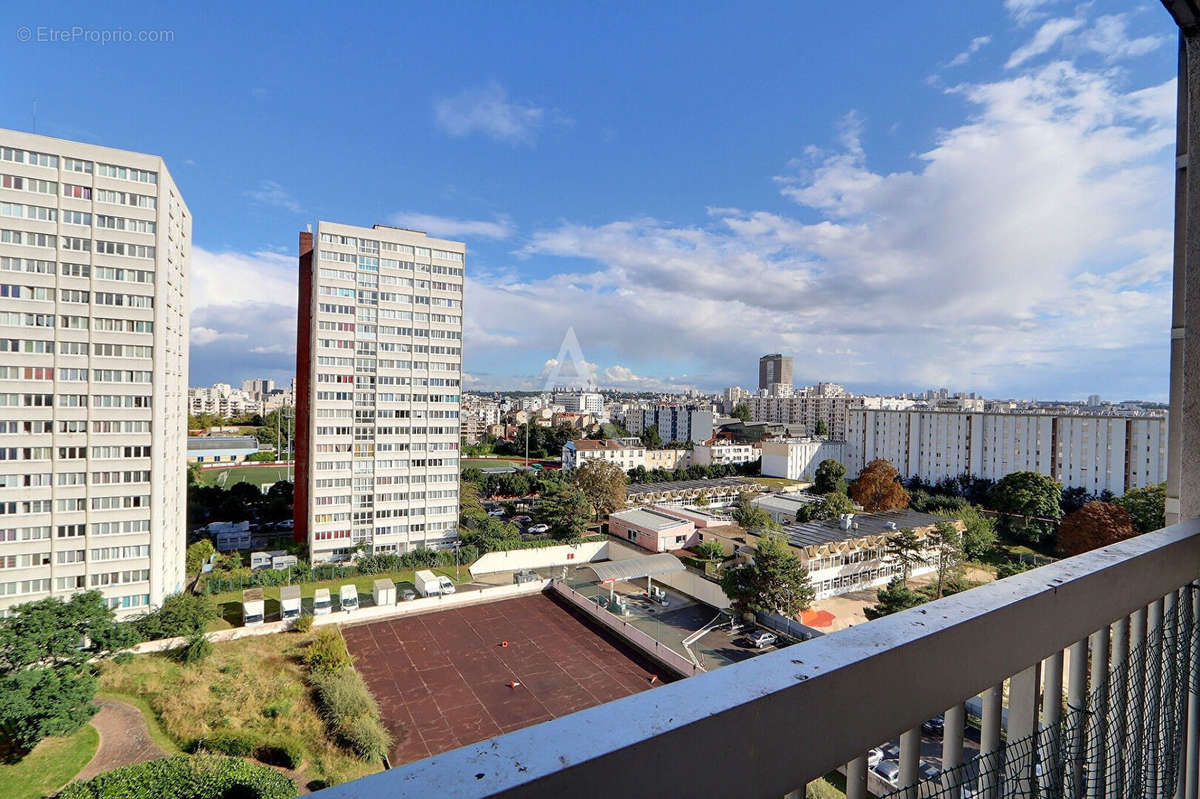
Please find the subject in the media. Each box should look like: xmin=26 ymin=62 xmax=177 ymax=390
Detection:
xmin=316 ymin=518 xmax=1200 ymax=798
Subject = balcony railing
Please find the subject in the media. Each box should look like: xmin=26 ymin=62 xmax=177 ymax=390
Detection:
xmin=316 ymin=518 xmax=1200 ymax=798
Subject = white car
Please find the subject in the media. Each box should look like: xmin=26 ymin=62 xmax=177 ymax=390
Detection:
xmin=437 ymin=576 xmax=455 ymax=595
xmin=487 ymin=509 xmax=506 ymax=517
xmin=867 ymin=747 xmax=883 ymax=768
xmin=747 ymin=630 xmax=778 ymax=649
xmin=527 ymin=523 xmax=550 ymax=534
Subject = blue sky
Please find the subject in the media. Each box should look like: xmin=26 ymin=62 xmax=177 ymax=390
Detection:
xmin=0 ymin=0 xmax=1180 ymax=400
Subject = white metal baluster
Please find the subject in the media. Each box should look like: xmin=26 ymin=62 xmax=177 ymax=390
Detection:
xmin=1169 ymin=589 xmax=1183 ymax=799
xmin=1186 ymin=584 xmax=1200 ymax=799
xmin=900 ymin=726 xmax=922 ymax=799
xmin=1005 ymin=663 xmax=1041 ymax=798
xmin=944 ymin=702 xmax=967 ymax=799
xmin=1110 ymin=616 xmax=1130 ymax=799
xmin=1148 ymin=598 xmax=1166 ymax=799
xmin=1067 ymin=638 xmax=1090 ymax=799
xmin=979 ymin=684 xmax=1004 ymax=799
xmin=1086 ymin=625 xmax=1111 ymax=799
xmin=845 ymin=755 xmax=867 ymax=799
xmin=1042 ymin=651 xmax=1065 ymax=798
xmin=1130 ymin=607 xmax=1148 ymax=797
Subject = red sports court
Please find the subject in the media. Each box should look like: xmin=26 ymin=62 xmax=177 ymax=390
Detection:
xmin=342 ymin=592 xmax=676 ymax=766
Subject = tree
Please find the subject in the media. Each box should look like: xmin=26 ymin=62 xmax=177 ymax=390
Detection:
xmin=186 ymin=462 xmax=202 ymax=485
xmin=0 ymin=592 xmax=137 ymax=753
xmin=796 ymin=492 xmax=856 ymax=523
xmin=928 ymin=521 xmax=964 ymax=598
xmin=539 ymin=485 xmax=593 ymax=540
xmin=572 ymin=460 xmax=627 ymax=520
xmin=640 ymin=425 xmax=662 ymax=449
xmin=812 ymin=459 xmax=848 ymax=496
xmin=731 ymin=496 xmax=779 ymax=531
xmin=1057 ymin=501 xmax=1136 ymax=557
xmin=731 ymin=403 xmax=751 ymax=423
xmin=1060 ymin=486 xmax=1093 ymax=516
xmin=1114 ymin=482 xmax=1166 ymax=534
xmin=957 ymin=505 xmax=997 ymax=560
xmin=989 ymin=471 xmax=1063 ymax=544
xmin=864 ymin=577 xmax=927 ymax=620
xmin=882 ymin=528 xmax=930 ymax=586
xmin=185 ymin=539 xmax=215 ymax=577
xmin=849 ymin=460 xmax=910 ymax=512
xmin=694 ymin=493 xmax=710 ymax=507
xmin=694 ymin=539 xmax=725 ymax=561
xmin=134 ymin=594 xmax=218 ymax=641
xmin=814 ymin=418 xmax=829 ymax=437
xmin=720 ymin=533 xmax=814 ymax=616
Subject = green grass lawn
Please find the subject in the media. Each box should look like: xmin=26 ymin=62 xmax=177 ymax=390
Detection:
xmin=205 ymin=566 xmax=467 ymax=626
xmin=196 ymin=464 xmax=291 ymax=489
xmin=98 ymin=632 xmax=379 ymax=788
xmin=95 ymin=691 xmax=182 ymax=755
xmin=0 ymin=723 xmax=99 ymax=799
xmin=461 ymin=456 xmax=528 ymax=469
xmin=738 ymin=475 xmax=803 ymax=490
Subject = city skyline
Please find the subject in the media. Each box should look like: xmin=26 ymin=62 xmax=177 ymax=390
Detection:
xmin=0 ymin=1 xmax=1177 ymax=399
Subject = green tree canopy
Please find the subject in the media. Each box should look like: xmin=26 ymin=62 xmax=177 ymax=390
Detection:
xmin=731 ymin=496 xmax=779 ymax=531
xmin=988 ymin=471 xmax=1063 ymax=544
xmin=956 ymin=505 xmax=997 ymax=560
xmin=539 ymin=484 xmax=593 ymax=540
xmin=814 ymin=419 xmax=829 ymax=437
xmin=572 ymin=459 xmax=627 ymax=520
xmin=812 ymin=459 xmax=847 ymax=495
xmin=882 ymin=528 xmax=930 ymax=586
xmin=928 ymin=521 xmax=965 ymax=598
xmin=796 ymin=491 xmax=856 ymax=523
xmin=731 ymin=403 xmax=751 ymax=423
xmin=720 ymin=533 xmax=814 ymax=616
xmin=864 ymin=577 xmax=927 ymax=620
xmin=1114 ymin=482 xmax=1166 ymax=534
xmin=640 ymin=425 xmax=663 ymax=449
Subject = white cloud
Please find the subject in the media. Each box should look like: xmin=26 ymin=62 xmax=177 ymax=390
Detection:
xmin=1078 ymin=14 xmax=1168 ymax=62
xmin=434 ymin=82 xmax=545 ymax=145
xmin=947 ymin=36 xmax=992 ymax=68
xmin=1006 ymin=17 xmax=1085 ymax=68
xmin=466 ymin=57 xmax=1175 ymax=398
xmin=1005 ymin=0 xmax=1058 ymax=25
xmin=389 ymin=212 xmax=513 ymax=240
xmin=190 ymin=326 xmax=246 ymax=346
xmin=245 ymin=180 xmax=302 ymax=213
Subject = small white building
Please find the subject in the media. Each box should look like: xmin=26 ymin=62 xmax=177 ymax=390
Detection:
xmin=562 ymin=438 xmax=646 ymax=473
xmin=760 ymin=439 xmax=847 ymax=481
xmin=750 ymin=492 xmax=824 ymax=525
xmin=693 ymin=441 xmax=760 ymax=467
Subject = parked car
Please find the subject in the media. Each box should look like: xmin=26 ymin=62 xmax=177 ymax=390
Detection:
xmin=918 ymin=761 xmax=941 ymax=781
xmin=879 ymin=743 xmax=901 ymax=761
xmin=746 ymin=630 xmax=777 ymax=649
xmin=874 ymin=760 xmax=901 ymax=786
xmin=513 ymin=515 xmax=532 ymax=524
xmin=437 ymin=576 xmax=455 ymax=595
xmin=487 ymin=509 xmax=506 ymax=517
xmin=922 ymin=716 xmax=945 ymax=737
xmin=399 ymin=588 xmax=417 ymax=601
xmin=527 ymin=523 xmax=550 ymax=533
xmin=867 ymin=747 xmax=884 ymax=768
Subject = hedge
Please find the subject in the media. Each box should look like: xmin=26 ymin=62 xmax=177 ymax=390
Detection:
xmin=188 ymin=731 xmax=304 ymax=769
xmin=57 ymin=753 xmax=294 ymax=799
xmin=309 ymin=668 xmax=391 ymax=761
xmin=483 ymin=534 xmax=606 ymax=552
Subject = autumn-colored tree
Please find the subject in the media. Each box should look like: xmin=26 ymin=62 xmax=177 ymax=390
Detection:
xmin=1057 ymin=501 xmax=1136 ymax=557
xmin=849 ymin=459 xmax=910 ymax=512
xmin=572 ymin=459 xmax=627 ymax=520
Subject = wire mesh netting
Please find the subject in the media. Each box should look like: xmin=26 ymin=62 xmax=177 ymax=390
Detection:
xmin=881 ymin=586 xmax=1197 ymax=799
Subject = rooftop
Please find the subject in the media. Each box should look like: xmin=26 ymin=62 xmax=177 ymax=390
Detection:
xmin=609 ymin=507 xmax=694 ymax=531
xmin=764 ymin=508 xmax=950 ymax=549
xmin=186 ymin=435 xmax=260 ymax=451
xmin=627 ymin=477 xmax=756 ymax=495
xmin=570 ymin=438 xmax=645 ymax=452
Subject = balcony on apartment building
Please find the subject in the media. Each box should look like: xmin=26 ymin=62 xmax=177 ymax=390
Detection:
xmin=317 ymin=4 xmax=1200 ymax=798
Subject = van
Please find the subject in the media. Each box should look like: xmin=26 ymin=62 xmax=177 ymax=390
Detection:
xmin=339 ymin=584 xmax=359 ymax=612
xmin=313 ymin=588 xmax=332 ymax=615
xmin=437 ymin=576 xmax=456 ymax=595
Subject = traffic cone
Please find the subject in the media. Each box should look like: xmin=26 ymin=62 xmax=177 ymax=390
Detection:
xmin=509 ymin=680 xmax=521 ymax=689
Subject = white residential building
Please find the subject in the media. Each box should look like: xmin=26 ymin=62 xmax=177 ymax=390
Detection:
xmin=692 ymin=441 xmax=759 ymax=467
xmin=632 ymin=404 xmax=715 ymax=445
xmin=296 ymin=222 xmax=464 ymax=562
xmin=561 ymin=438 xmax=646 ymax=473
xmin=0 ymin=129 xmax=190 ymax=616
xmin=188 ymin=383 xmax=262 ymax=417
xmin=748 ymin=385 xmax=859 ymax=438
xmin=845 ymin=408 xmax=1168 ymax=495
xmin=554 ymin=390 xmax=604 ymax=416
xmin=760 ymin=438 xmax=847 ymax=481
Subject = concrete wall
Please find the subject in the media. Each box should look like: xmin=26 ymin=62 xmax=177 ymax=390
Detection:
xmin=469 ymin=541 xmax=609 ymax=576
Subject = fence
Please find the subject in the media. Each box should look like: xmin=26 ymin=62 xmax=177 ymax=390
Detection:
xmin=202 ymin=563 xmax=358 ymax=595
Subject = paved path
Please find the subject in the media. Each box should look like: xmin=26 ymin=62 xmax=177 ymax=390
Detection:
xmin=76 ymin=698 xmax=167 ymax=780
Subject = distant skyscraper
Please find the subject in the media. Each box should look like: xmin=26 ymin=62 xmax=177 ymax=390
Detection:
xmin=0 ymin=129 xmax=190 ymax=615
xmin=758 ymin=353 xmax=793 ymax=391
xmin=295 ymin=222 xmax=464 ymax=562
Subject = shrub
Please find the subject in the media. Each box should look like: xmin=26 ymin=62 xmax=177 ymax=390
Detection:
xmin=176 ymin=633 xmax=212 ymax=664
xmin=309 ymin=667 xmax=391 ymax=761
xmin=57 ymin=753 xmax=295 ymax=799
xmin=112 ymin=651 xmax=135 ymax=665
xmin=188 ymin=730 xmax=259 ymax=757
xmin=135 ymin=593 xmax=218 ymax=641
xmin=253 ymin=737 xmax=305 ymax=769
xmin=261 ymin=700 xmax=292 ymax=719
xmin=303 ymin=629 xmax=352 ymax=675
xmin=292 ymin=613 xmax=314 ymax=634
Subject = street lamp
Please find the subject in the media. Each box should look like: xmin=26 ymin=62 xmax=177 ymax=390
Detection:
xmin=453 ymin=541 xmax=462 ymax=580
